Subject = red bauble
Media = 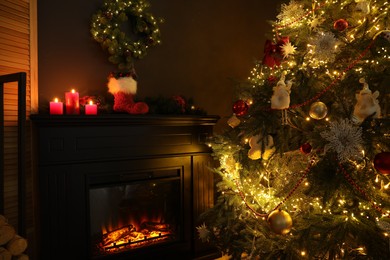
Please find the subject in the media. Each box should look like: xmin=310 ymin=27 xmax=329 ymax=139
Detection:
xmin=374 ymin=152 xmax=390 ymax=175
xmin=232 ymin=100 xmax=249 ymax=116
xmin=334 ymin=19 xmax=349 ymax=31
xmin=300 ymin=143 xmax=312 ymax=154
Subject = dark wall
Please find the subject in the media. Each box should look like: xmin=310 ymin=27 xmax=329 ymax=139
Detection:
xmin=38 ymin=0 xmax=284 ymax=130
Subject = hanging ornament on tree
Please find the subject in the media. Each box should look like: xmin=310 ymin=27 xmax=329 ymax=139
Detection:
xmin=374 ymin=152 xmax=390 ymax=175
xmin=232 ymin=100 xmax=249 ymax=116
xmin=267 ymin=209 xmax=293 ymax=235
xmin=355 ymin=0 xmax=370 ymax=16
xmin=271 ymin=72 xmax=292 ymax=125
xmin=227 ymin=114 xmax=241 ymax=128
xmin=300 ymin=143 xmax=312 ymax=154
xmin=333 ymin=19 xmax=349 ymax=31
xmin=248 ymin=134 xmax=275 ymax=161
xmin=271 ymin=72 xmax=292 ymax=110
xmin=309 ymin=101 xmax=328 ymax=120
xmin=352 ymin=78 xmax=381 ymax=124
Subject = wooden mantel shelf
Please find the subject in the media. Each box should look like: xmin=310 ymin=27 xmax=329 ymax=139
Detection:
xmin=29 ymin=114 xmax=220 ymax=127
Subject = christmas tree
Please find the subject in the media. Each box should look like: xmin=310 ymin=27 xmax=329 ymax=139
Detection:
xmin=198 ymin=0 xmax=390 ymax=259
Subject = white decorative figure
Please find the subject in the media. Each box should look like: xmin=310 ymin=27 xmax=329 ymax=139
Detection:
xmin=248 ymin=134 xmax=275 ymax=161
xmin=271 ymin=72 xmax=292 ymax=110
xmin=355 ymin=0 xmax=370 ymax=15
xmin=352 ymin=78 xmax=381 ymax=123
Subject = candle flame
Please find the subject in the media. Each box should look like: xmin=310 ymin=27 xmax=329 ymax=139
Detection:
xmin=54 ymin=98 xmax=58 ymax=102
xmin=89 ymin=100 xmax=93 ymax=105
xmin=71 ymin=89 xmax=75 ymax=93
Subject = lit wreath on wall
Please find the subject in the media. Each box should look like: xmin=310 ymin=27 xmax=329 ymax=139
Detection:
xmin=90 ymin=0 xmax=162 ymax=71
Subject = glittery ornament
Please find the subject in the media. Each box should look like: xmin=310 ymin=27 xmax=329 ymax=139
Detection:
xmin=227 ymin=114 xmax=241 ymax=128
xmin=309 ymin=101 xmax=328 ymax=120
xmin=267 ymin=209 xmax=293 ymax=235
xmin=300 ymin=143 xmax=312 ymax=154
xmin=232 ymin=100 xmax=249 ymax=116
xmin=374 ymin=152 xmax=390 ymax=175
xmin=355 ymin=1 xmax=370 ymax=15
xmin=333 ymin=19 xmax=349 ymax=31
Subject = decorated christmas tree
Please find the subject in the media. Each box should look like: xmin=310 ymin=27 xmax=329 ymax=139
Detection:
xmin=198 ymin=0 xmax=390 ymax=259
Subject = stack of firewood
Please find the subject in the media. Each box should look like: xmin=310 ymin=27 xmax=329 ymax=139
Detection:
xmin=0 ymin=215 xmax=28 ymax=260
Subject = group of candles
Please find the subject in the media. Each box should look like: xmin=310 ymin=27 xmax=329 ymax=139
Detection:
xmin=50 ymin=89 xmax=97 ymax=115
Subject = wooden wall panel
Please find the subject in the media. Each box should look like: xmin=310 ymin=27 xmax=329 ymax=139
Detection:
xmin=0 ymin=2 xmax=37 ymax=257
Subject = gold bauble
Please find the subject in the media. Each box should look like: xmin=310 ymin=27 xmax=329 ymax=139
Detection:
xmin=309 ymin=101 xmax=328 ymax=120
xmin=267 ymin=209 xmax=293 ymax=235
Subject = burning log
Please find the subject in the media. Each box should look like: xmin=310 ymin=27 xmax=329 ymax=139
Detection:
xmin=102 ymin=225 xmax=135 ymax=246
xmin=141 ymin=222 xmax=170 ymax=232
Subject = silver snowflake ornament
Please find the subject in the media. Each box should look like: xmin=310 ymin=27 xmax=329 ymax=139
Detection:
xmin=310 ymin=31 xmax=339 ymax=62
xmin=277 ymin=0 xmax=305 ymax=27
xmin=196 ymin=222 xmax=211 ymax=242
xmin=320 ymin=119 xmax=364 ymax=162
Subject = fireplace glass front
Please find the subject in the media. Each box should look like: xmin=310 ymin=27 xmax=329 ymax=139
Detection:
xmin=89 ymin=171 xmax=182 ymax=258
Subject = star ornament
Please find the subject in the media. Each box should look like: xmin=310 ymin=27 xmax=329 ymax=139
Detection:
xmin=281 ymin=41 xmax=297 ymax=58
xmin=310 ymin=15 xmax=325 ymax=31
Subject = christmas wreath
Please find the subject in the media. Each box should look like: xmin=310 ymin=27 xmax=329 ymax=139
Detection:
xmin=90 ymin=0 xmax=162 ymax=71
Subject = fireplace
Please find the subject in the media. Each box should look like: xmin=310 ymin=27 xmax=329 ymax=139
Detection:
xmin=89 ymin=168 xmax=183 ymax=258
xmin=31 ymin=115 xmax=219 ymax=260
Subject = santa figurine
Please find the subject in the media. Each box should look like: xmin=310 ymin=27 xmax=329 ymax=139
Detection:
xmin=352 ymin=78 xmax=381 ymax=123
xmin=107 ymin=72 xmax=149 ymax=114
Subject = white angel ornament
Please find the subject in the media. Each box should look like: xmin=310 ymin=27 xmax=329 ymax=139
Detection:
xmin=271 ymin=72 xmax=292 ymax=124
xmin=352 ymin=78 xmax=381 ymax=123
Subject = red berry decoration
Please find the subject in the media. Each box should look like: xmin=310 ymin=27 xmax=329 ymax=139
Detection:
xmin=232 ymin=100 xmax=249 ymax=116
xmin=333 ymin=19 xmax=348 ymax=31
xmin=374 ymin=152 xmax=390 ymax=175
xmin=300 ymin=143 xmax=312 ymax=154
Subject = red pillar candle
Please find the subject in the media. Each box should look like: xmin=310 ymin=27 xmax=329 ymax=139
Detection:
xmin=65 ymin=89 xmax=80 ymax=114
xmin=49 ymin=98 xmax=63 ymax=115
xmin=85 ymin=100 xmax=97 ymax=115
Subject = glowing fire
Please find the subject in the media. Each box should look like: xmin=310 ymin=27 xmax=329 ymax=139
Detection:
xmin=97 ymin=221 xmax=174 ymax=254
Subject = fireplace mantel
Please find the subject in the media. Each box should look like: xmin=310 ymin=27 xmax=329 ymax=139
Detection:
xmin=31 ymin=114 xmax=219 ymax=260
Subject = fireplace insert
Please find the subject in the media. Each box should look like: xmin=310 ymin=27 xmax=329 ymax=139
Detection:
xmin=89 ymin=168 xmax=183 ymax=259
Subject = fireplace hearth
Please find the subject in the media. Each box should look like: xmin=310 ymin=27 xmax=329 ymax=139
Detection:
xmin=31 ymin=115 xmax=219 ymax=260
